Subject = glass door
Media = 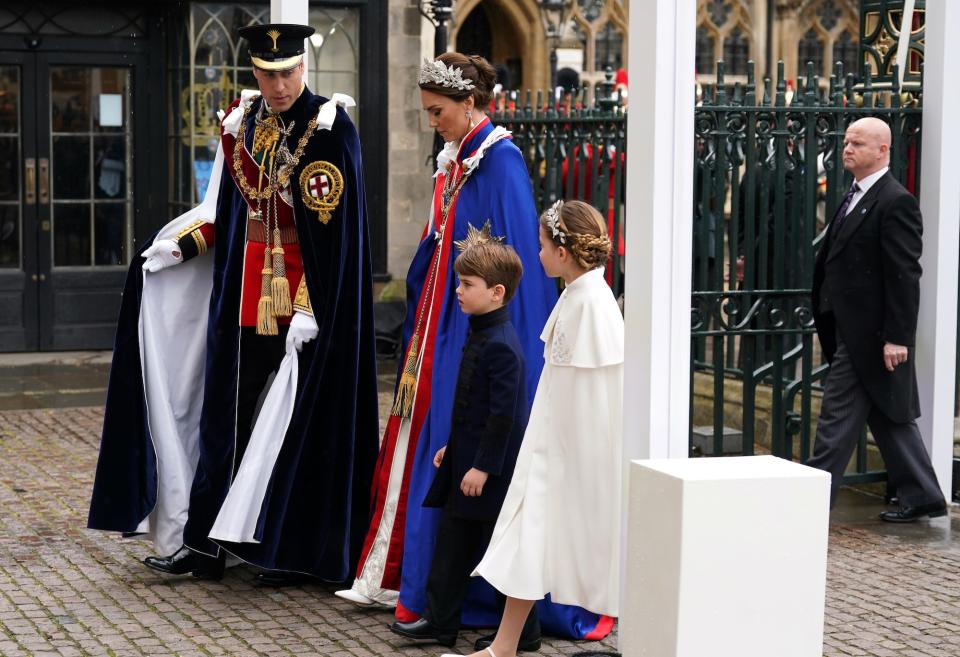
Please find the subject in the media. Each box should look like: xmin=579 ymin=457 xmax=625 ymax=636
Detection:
xmin=0 ymin=50 xmax=141 ymax=351
xmin=0 ymin=51 xmax=39 ymax=351
xmin=39 ymin=57 xmax=134 ymax=349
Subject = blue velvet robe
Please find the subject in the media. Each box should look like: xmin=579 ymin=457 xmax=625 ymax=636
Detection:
xmin=398 ymin=120 xmax=611 ymax=637
xmin=88 ymin=89 xmax=379 ymax=581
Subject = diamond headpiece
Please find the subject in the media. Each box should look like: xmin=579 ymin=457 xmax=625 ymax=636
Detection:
xmin=454 ymin=220 xmax=504 ymax=253
xmin=544 ymin=200 xmax=566 ymax=244
xmin=419 ymin=58 xmax=476 ymax=91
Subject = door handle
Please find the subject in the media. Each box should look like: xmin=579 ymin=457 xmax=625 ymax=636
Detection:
xmin=39 ymin=158 xmax=50 ymax=204
xmin=25 ymin=158 xmax=35 ymax=204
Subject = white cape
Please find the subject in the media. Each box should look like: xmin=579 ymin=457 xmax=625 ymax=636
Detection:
xmin=474 ymin=267 xmax=624 ymax=617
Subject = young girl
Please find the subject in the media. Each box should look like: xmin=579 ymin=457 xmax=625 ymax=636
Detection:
xmin=445 ymin=200 xmax=624 ymax=657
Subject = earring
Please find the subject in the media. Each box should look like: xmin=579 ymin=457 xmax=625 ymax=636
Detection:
xmin=465 ymin=110 xmax=474 ymax=128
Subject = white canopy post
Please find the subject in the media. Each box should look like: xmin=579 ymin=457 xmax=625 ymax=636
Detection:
xmin=270 ymin=0 xmax=310 ymax=77
xmin=620 ymin=0 xmax=696 ymax=650
xmin=916 ymin=1 xmax=960 ymax=503
xmin=622 ymin=0 xmax=697 ymax=463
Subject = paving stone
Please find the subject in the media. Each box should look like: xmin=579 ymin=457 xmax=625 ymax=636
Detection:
xmin=0 ymin=406 xmax=956 ymax=656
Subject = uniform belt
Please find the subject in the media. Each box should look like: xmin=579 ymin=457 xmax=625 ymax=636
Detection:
xmin=246 ymin=219 xmax=299 ymax=244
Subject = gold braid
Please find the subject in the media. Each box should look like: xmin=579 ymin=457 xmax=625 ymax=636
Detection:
xmin=231 ymin=100 xmax=319 ymax=202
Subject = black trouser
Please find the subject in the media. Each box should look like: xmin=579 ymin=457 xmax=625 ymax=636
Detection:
xmin=807 ymin=334 xmax=944 ymax=508
xmin=235 ymin=326 xmax=287 ymax=471
xmin=427 ymin=502 xmax=540 ymax=640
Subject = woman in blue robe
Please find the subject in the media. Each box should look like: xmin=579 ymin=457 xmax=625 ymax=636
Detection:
xmin=336 ymin=53 xmax=614 ymax=644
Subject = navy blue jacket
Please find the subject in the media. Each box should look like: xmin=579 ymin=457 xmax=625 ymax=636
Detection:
xmin=423 ymin=305 xmax=528 ymax=521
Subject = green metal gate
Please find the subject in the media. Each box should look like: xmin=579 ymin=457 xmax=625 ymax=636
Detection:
xmin=691 ymin=59 xmax=921 ymax=483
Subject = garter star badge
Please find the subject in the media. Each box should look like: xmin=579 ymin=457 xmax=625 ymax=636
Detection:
xmin=299 ymin=161 xmax=344 ymax=224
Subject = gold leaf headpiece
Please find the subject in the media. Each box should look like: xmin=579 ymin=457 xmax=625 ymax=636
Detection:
xmin=454 ymin=220 xmax=504 ymax=253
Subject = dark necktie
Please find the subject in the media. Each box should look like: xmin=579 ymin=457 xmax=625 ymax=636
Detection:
xmin=832 ymin=182 xmax=861 ymax=229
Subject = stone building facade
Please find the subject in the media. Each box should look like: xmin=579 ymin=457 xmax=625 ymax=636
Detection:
xmin=382 ymin=0 xmax=880 ymax=280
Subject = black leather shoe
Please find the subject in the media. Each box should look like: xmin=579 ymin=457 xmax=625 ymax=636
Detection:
xmin=192 ymin=553 xmax=225 ymax=581
xmin=254 ymin=571 xmax=307 ymax=587
xmin=143 ymin=546 xmax=198 ymax=575
xmin=474 ymin=631 xmax=542 ymax=653
xmin=389 ymin=619 xmax=457 ymax=647
xmin=879 ymin=501 xmax=948 ymax=523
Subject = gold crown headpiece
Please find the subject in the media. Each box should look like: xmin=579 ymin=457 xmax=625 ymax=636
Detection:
xmin=419 ymin=58 xmax=476 ymax=91
xmin=454 ymin=220 xmax=504 ymax=253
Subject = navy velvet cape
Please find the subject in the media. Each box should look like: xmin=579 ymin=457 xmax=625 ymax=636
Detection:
xmin=89 ymin=90 xmax=379 ymax=582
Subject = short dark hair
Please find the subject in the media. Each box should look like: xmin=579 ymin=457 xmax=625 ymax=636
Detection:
xmin=453 ymin=242 xmax=524 ymax=303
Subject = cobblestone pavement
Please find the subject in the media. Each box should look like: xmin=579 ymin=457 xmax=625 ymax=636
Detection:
xmin=1 ymin=406 xmax=957 ymax=657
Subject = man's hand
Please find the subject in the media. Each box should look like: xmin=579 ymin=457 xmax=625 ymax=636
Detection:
xmin=141 ymin=239 xmax=182 ymax=273
xmin=883 ymin=342 xmax=908 ymax=372
xmin=433 ymin=446 xmax=446 ymax=468
xmin=286 ymin=312 xmax=319 ymax=353
xmin=460 ymin=468 xmax=488 ymax=497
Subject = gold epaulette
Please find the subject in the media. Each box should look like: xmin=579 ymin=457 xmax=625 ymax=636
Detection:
xmin=175 ymin=220 xmax=209 ymax=256
xmin=293 ymin=276 xmax=312 ymax=315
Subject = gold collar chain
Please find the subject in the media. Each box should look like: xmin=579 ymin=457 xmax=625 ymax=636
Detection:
xmin=231 ymin=99 xmax=319 ymax=203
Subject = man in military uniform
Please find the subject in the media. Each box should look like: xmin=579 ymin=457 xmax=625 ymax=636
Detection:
xmin=88 ymin=24 xmax=379 ymax=586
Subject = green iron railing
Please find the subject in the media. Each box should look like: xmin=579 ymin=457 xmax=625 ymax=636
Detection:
xmin=492 ymin=60 xmax=931 ymax=486
xmin=692 ymin=59 xmax=922 ymax=483
xmin=492 ymin=70 xmax=626 ymax=298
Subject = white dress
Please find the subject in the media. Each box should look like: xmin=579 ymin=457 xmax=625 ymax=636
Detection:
xmin=474 ymin=267 xmax=624 ymax=617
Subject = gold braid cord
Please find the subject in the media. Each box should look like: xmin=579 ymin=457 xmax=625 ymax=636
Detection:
xmin=231 ymin=99 xmax=317 ymax=333
xmin=232 ymin=102 xmax=319 ymax=202
xmin=293 ymin=276 xmax=312 ymax=315
xmin=390 ymin=169 xmax=473 ymax=418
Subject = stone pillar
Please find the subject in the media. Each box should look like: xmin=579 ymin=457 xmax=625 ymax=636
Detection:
xmin=385 ymin=0 xmax=436 ymax=280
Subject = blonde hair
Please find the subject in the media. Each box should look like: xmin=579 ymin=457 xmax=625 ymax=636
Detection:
xmin=454 ymin=241 xmax=524 ymax=303
xmin=539 ymin=200 xmax=612 ymax=270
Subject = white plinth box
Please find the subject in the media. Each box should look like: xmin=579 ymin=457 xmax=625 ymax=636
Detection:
xmin=621 ymin=455 xmax=831 ymax=657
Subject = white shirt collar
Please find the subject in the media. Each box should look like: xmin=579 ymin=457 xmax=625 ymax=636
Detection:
xmin=854 ymin=166 xmax=888 ymax=195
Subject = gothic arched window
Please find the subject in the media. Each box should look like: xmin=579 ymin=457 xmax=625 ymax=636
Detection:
xmin=797 ymin=29 xmax=824 ymax=77
xmin=722 ymin=26 xmax=749 ymax=75
xmin=696 ymin=25 xmax=716 ymax=76
xmin=832 ymin=31 xmax=860 ymax=78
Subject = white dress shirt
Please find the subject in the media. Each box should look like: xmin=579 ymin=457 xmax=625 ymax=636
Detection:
xmin=845 ymin=166 xmax=889 ymax=215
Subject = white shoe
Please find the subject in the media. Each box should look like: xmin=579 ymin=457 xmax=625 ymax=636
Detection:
xmin=334 ymin=588 xmax=375 ymax=606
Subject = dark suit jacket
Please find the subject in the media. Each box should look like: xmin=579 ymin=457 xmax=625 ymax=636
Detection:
xmin=423 ymin=305 xmax=528 ymax=521
xmin=812 ymin=170 xmax=922 ymax=423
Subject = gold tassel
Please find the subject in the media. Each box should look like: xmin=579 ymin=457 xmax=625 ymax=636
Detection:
xmin=390 ymin=334 xmax=420 ymax=418
xmin=256 ymin=247 xmax=278 ymax=336
xmin=270 ymin=227 xmax=292 ymax=317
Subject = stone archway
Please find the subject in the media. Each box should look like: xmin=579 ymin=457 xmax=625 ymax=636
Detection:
xmin=451 ymin=0 xmax=549 ymax=91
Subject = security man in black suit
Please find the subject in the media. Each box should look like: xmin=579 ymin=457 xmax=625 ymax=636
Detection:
xmin=808 ymin=117 xmax=946 ymax=522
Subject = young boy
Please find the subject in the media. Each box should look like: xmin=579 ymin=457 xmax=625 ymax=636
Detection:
xmin=390 ymin=233 xmax=540 ymax=651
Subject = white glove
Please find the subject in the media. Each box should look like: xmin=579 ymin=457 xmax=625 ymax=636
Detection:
xmin=286 ymin=311 xmax=319 ymax=353
xmin=141 ymin=239 xmax=183 ymax=273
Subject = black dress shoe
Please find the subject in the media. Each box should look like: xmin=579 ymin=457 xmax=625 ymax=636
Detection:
xmin=389 ymin=618 xmax=457 ymax=647
xmin=192 ymin=553 xmax=225 ymax=581
xmin=879 ymin=501 xmax=948 ymax=523
xmin=143 ymin=546 xmax=198 ymax=575
xmin=254 ymin=571 xmax=307 ymax=587
xmin=474 ymin=631 xmax=542 ymax=652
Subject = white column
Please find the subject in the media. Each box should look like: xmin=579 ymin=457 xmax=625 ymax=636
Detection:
xmin=270 ymin=0 xmax=311 ymax=77
xmin=270 ymin=0 xmax=307 ymax=24
xmin=916 ymin=1 xmax=960 ymax=503
xmin=622 ymin=0 xmax=697 ymax=463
